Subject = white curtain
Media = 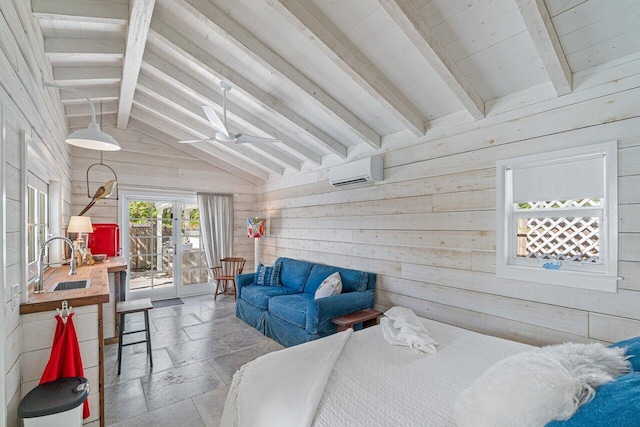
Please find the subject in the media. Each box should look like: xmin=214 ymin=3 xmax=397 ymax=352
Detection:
xmin=197 ymin=192 xmax=234 ymax=270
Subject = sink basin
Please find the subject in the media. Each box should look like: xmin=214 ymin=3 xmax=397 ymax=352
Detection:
xmin=50 ymin=279 xmax=91 ymax=292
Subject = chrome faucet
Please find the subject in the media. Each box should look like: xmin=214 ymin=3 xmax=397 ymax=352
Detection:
xmin=36 ymin=236 xmax=77 ymax=293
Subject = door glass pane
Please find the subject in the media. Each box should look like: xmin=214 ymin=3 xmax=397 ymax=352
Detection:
xmin=129 ymin=201 xmax=175 ymax=291
xmin=180 ymin=203 xmax=209 ymax=286
xmin=27 ymin=186 xmax=37 ymax=264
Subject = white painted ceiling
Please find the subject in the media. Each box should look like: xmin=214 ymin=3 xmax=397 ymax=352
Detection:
xmin=32 ymin=0 xmax=640 ymax=182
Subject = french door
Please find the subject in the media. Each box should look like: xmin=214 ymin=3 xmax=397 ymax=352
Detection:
xmin=121 ymin=194 xmax=213 ymax=301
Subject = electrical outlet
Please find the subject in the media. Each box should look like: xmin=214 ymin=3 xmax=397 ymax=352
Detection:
xmin=11 ymin=284 xmax=19 ymax=308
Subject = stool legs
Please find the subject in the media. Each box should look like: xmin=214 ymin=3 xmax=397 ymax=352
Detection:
xmin=116 ymin=310 xmax=153 ymax=376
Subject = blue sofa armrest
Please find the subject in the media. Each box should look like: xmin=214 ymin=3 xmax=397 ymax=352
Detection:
xmin=306 ymin=290 xmax=375 ymax=334
xmin=235 ymin=273 xmax=255 ymax=298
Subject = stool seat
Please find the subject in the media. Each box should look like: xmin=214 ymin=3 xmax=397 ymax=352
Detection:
xmin=116 ymin=298 xmax=153 ymax=375
xmin=117 ymin=298 xmax=153 ymax=314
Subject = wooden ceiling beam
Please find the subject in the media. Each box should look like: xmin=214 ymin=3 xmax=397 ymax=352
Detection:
xmin=177 ymin=0 xmax=380 ymax=149
xmin=65 ymin=100 xmax=117 ymax=117
xmin=117 ymin=0 xmax=155 ymax=130
xmin=379 ymin=0 xmax=484 ymax=120
xmin=141 ymin=51 xmax=322 ymax=165
xmin=53 ymin=66 xmax=121 ymax=86
xmin=44 ymin=37 xmax=124 ymax=61
xmin=60 ymin=86 xmax=120 ymax=104
xmin=31 ymin=0 xmax=128 ymax=24
xmin=128 ymin=117 xmax=263 ymax=184
xmin=147 ymin=22 xmax=348 ymax=158
xmin=267 ymin=0 xmax=426 ymax=137
xmin=136 ymin=74 xmax=302 ymax=171
xmin=132 ymin=93 xmax=285 ymax=176
xmin=515 ymin=0 xmax=572 ymax=96
xmin=129 ymin=107 xmax=269 ymax=182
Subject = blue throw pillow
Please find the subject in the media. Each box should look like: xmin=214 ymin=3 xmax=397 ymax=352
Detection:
xmin=270 ymin=261 xmax=282 ymax=287
xmin=253 ymin=264 xmax=274 ymax=286
xmin=610 ymin=336 xmax=640 ymax=372
xmin=546 ymin=373 xmax=640 ymax=426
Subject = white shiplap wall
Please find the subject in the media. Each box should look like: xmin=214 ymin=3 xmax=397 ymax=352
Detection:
xmin=0 ymin=1 xmax=73 ymax=425
xmin=256 ymin=60 xmax=640 ymax=347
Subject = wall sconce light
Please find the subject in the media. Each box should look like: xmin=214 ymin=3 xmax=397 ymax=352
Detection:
xmin=247 ymin=217 xmax=266 ymax=269
xmin=44 ymin=81 xmax=120 ymax=151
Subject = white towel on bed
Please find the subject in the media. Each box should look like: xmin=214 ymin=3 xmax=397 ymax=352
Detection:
xmin=380 ymin=306 xmax=438 ymax=353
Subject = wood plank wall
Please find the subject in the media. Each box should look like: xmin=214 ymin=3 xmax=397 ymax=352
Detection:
xmin=0 ymin=1 xmax=73 ymax=426
xmin=257 ymin=60 xmax=640 ymax=347
xmin=69 ymin=125 xmax=258 ymax=271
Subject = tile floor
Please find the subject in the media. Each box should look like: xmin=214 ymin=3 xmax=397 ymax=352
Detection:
xmin=104 ymin=295 xmax=284 ymax=426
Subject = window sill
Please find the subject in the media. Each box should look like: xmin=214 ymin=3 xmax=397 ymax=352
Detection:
xmin=496 ymin=265 xmax=619 ymax=293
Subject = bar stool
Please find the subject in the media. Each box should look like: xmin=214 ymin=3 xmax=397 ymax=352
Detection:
xmin=116 ymin=298 xmax=153 ymax=375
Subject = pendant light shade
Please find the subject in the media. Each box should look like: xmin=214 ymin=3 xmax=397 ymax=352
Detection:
xmin=66 ymin=122 xmax=121 ymax=151
xmin=44 ymin=81 xmax=121 ymax=151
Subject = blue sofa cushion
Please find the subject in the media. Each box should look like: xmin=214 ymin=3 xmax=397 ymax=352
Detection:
xmin=610 ymin=336 xmax=640 ymax=372
xmin=241 ymin=285 xmax=296 ymax=310
xmin=274 ymin=258 xmax=313 ymax=292
xmin=253 ymin=263 xmax=279 ymax=287
xmin=304 ymin=264 xmax=369 ymax=294
xmin=546 ymin=373 xmax=640 ymax=426
xmin=268 ymin=294 xmax=314 ymax=329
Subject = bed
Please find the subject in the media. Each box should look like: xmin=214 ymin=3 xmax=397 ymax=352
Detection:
xmin=221 ymin=314 xmax=640 ymax=427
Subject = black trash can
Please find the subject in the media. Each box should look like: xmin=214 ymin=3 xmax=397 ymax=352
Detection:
xmin=18 ymin=377 xmax=89 ymax=427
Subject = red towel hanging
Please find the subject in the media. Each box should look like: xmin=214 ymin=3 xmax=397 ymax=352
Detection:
xmin=40 ymin=313 xmax=90 ymax=419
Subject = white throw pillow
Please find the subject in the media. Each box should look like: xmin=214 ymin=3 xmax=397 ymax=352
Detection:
xmin=453 ymin=343 xmax=629 ymax=427
xmin=314 ymin=272 xmax=342 ymax=299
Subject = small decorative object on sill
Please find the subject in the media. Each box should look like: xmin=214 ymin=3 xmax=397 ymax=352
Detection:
xmin=543 ymin=260 xmax=562 ymax=270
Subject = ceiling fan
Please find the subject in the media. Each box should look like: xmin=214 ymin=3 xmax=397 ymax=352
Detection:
xmin=179 ymin=82 xmax=281 ymax=145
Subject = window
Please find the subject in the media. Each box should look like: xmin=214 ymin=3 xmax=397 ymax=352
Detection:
xmin=496 ymin=141 xmax=618 ymax=292
xmin=27 ymin=172 xmax=49 ymax=281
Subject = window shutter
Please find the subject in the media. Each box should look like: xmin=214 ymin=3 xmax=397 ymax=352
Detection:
xmin=511 ymin=156 xmax=605 ymax=203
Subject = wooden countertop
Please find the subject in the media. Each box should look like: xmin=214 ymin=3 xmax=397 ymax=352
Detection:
xmin=20 ymin=257 xmax=127 ymax=315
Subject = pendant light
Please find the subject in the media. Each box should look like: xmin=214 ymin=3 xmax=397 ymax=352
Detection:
xmin=44 ymin=81 xmax=120 ymax=151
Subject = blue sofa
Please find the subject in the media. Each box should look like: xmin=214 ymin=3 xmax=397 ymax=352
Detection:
xmin=235 ymin=257 xmax=376 ymax=347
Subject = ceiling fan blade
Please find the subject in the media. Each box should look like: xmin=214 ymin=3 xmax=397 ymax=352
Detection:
xmin=178 ymin=139 xmax=215 ymax=144
xmin=234 ymin=134 xmax=282 ymax=144
xmin=202 ymin=105 xmax=230 ymax=138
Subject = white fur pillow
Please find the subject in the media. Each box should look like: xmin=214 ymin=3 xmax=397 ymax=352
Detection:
xmin=314 ymin=272 xmax=342 ymax=299
xmin=453 ymin=342 xmax=629 ymax=427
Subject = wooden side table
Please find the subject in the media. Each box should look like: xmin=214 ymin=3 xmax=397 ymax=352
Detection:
xmin=332 ymin=309 xmax=384 ymax=332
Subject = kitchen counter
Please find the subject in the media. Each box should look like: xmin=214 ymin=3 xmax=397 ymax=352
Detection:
xmin=20 ymin=256 xmax=127 ymax=314
xmin=20 ymin=256 xmax=127 ymax=427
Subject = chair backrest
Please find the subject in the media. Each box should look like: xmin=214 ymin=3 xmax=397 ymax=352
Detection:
xmin=218 ymin=257 xmax=246 ymax=277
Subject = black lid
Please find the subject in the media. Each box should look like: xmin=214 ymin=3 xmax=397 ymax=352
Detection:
xmin=18 ymin=377 xmax=89 ymax=418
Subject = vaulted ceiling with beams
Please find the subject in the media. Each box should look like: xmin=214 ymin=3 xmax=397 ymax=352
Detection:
xmin=32 ymin=0 xmax=640 ymax=182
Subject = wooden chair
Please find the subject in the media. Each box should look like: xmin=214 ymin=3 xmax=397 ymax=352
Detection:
xmin=211 ymin=257 xmax=246 ymax=300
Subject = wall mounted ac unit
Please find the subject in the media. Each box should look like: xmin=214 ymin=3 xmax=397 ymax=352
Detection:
xmin=329 ymin=155 xmax=383 ymax=187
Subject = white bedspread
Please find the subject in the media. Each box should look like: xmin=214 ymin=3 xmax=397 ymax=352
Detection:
xmin=221 ymin=329 xmax=353 ymax=427
xmin=222 ymin=319 xmax=533 ymax=427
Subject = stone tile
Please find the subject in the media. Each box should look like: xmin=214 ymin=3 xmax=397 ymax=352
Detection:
xmin=182 ymin=318 xmax=241 ymax=341
xmin=108 ymin=398 xmax=206 ymax=427
xmin=140 ymin=360 xmax=225 ymax=411
xmin=131 ymin=327 xmax=192 ymax=353
xmin=105 ymin=342 xmax=134 ymax=362
xmin=152 ymin=313 xmax=202 ymax=331
xmin=195 ymin=306 xmax=237 ymax=323
xmin=208 ymin=341 xmax=283 ymax=384
xmin=165 ymin=336 xmax=232 ymax=367
xmin=104 ymin=348 xmax=174 ymax=386
xmin=169 ymin=301 xmax=212 ymax=317
xmin=192 ymin=385 xmax=230 ymax=427
xmin=105 ymin=379 xmax=148 ymax=425
xmin=148 ymin=306 xmax=176 ymax=320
